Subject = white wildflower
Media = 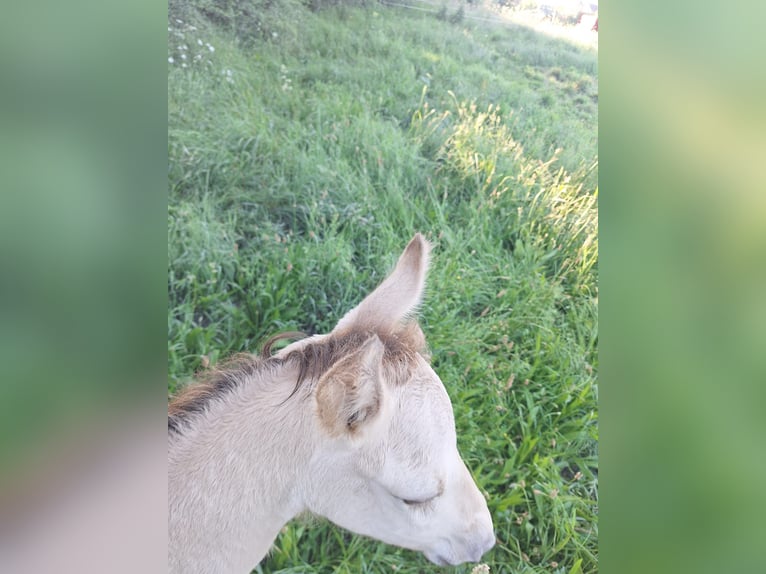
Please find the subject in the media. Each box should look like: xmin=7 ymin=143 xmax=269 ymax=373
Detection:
xmin=207 ymin=44 xmax=215 ymax=52
xmin=168 ymin=56 xmax=174 ymax=64
xmin=197 ymin=39 xmax=203 ymax=46
xmin=180 ymin=53 xmax=187 ymax=60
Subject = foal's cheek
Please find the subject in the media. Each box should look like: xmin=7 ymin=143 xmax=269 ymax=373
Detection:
xmin=355 ymin=446 xmax=386 ymax=477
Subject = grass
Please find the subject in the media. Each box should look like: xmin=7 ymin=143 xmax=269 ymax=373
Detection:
xmin=168 ymin=2 xmax=598 ymax=573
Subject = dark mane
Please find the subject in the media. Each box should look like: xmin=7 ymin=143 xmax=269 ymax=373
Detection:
xmin=168 ymin=326 xmax=426 ymax=435
xmin=168 ymin=352 xmax=268 ymax=434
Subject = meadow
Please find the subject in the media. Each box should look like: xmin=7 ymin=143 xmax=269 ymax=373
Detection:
xmin=168 ymin=1 xmax=598 ymax=572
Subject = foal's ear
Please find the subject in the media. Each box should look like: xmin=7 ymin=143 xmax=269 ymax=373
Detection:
xmin=334 ymin=233 xmax=431 ymax=334
xmin=315 ymin=335 xmax=387 ymax=437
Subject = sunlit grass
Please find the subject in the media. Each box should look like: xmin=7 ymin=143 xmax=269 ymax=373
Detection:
xmin=169 ymin=2 xmax=597 ymax=573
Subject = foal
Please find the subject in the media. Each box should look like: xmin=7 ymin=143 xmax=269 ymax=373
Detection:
xmin=168 ymin=234 xmax=494 ymax=573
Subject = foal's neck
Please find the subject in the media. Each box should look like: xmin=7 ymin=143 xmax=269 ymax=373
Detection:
xmin=168 ymin=362 xmax=315 ymax=572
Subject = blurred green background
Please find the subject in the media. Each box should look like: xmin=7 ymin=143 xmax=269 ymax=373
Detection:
xmin=601 ymin=2 xmax=766 ymax=573
xmin=0 ymin=0 xmax=166 ymax=462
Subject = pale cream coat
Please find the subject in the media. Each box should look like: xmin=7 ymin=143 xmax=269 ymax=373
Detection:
xmin=168 ymin=234 xmax=495 ymax=573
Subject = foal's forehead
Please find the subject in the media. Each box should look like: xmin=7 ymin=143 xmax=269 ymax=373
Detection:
xmin=396 ymin=359 xmax=454 ymax=424
xmin=409 ymin=355 xmax=448 ymax=390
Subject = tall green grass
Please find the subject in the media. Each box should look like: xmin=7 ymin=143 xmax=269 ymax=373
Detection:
xmin=169 ymin=3 xmax=597 ymax=573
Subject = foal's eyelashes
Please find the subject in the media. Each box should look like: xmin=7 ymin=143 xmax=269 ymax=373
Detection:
xmin=398 ymin=492 xmax=441 ymax=507
xmin=402 ymin=496 xmax=438 ymax=506
xmin=393 ymin=478 xmax=445 ymax=507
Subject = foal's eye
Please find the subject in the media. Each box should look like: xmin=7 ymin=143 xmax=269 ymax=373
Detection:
xmin=401 ymin=494 xmax=438 ymax=507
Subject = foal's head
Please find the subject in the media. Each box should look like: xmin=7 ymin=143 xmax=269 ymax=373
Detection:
xmin=279 ymin=234 xmax=495 ymax=566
